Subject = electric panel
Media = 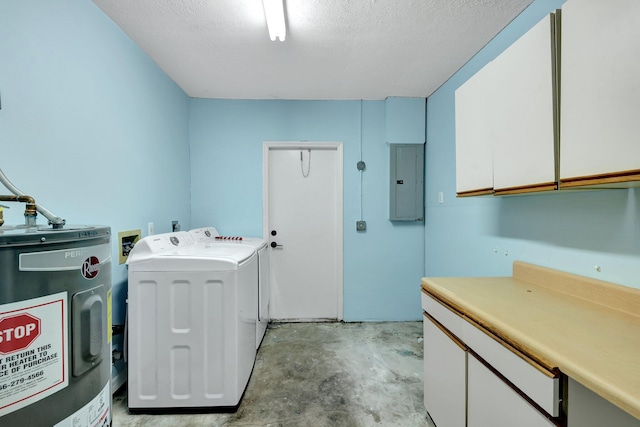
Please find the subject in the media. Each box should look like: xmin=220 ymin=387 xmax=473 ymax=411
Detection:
xmin=389 ymin=143 xmax=424 ymax=221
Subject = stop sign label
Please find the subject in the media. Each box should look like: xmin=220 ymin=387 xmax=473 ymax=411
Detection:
xmin=0 ymin=313 xmax=41 ymax=354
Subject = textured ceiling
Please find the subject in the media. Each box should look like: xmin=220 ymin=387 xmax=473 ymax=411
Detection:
xmin=92 ymin=0 xmax=534 ymax=100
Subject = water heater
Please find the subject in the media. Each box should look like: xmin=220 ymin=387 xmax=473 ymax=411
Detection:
xmin=0 ymin=225 xmax=112 ymax=426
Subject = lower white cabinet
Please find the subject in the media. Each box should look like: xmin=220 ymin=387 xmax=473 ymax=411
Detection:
xmin=423 ymin=314 xmax=466 ymax=427
xmin=567 ymin=378 xmax=640 ymax=427
xmin=467 ymin=355 xmax=556 ymax=427
xmin=422 ymin=292 xmax=562 ymax=426
xmin=463 ymin=319 xmax=560 ymax=416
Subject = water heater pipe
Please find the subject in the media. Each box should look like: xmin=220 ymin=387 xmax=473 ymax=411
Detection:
xmin=0 ymin=169 xmax=66 ymax=228
xmin=0 ymin=194 xmax=37 ymax=226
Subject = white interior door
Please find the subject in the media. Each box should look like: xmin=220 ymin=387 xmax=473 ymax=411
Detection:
xmin=264 ymin=142 xmax=343 ymax=321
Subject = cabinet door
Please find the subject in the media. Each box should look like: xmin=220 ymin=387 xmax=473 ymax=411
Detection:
xmin=423 ymin=313 xmax=466 ymax=427
xmin=455 ymin=60 xmax=496 ymax=196
xmin=560 ymin=0 xmax=640 ymax=187
xmin=492 ymin=13 xmax=558 ymax=195
xmin=463 ymin=319 xmax=561 ymax=416
xmin=467 ymin=356 xmax=556 ymax=427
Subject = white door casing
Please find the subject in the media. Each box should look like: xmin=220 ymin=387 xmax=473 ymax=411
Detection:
xmin=263 ymin=142 xmax=344 ymax=321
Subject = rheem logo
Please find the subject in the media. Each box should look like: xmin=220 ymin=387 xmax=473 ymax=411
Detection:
xmin=82 ymin=256 xmax=100 ymax=279
xmin=0 ymin=313 xmax=41 ymax=354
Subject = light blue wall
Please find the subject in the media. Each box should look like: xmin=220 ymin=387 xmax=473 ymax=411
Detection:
xmin=190 ymin=98 xmax=426 ymax=321
xmin=425 ymin=0 xmax=640 ymax=287
xmin=10 ymin=0 xmax=631 ymax=390
xmin=0 ymin=0 xmax=191 ymax=386
xmin=386 ymin=97 xmax=427 ymax=144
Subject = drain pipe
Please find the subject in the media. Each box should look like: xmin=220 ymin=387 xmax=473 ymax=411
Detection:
xmin=0 ymin=169 xmax=66 ymax=228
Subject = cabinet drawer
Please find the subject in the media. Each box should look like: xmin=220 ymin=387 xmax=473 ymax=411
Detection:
xmin=463 ymin=320 xmax=560 ymax=416
xmin=468 ymin=355 xmax=556 ymax=427
xmin=421 ymin=291 xmax=464 ymax=339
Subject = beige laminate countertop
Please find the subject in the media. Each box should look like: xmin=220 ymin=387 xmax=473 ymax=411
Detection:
xmin=421 ymin=262 xmax=640 ymax=420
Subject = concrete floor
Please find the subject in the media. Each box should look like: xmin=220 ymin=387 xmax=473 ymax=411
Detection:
xmin=113 ymin=321 xmax=436 ymax=426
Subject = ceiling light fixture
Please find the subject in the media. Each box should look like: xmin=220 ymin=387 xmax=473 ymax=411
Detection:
xmin=263 ymin=0 xmax=286 ymax=41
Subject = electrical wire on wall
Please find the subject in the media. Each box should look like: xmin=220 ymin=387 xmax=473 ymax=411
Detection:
xmin=360 ymin=101 xmax=363 ymax=218
xmin=356 ymin=100 xmax=367 ymax=231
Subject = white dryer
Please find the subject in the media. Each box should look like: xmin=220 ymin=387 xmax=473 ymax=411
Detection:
xmin=189 ymin=227 xmax=270 ymax=348
xmin=126 ymin=231 xmax=257 ymax=409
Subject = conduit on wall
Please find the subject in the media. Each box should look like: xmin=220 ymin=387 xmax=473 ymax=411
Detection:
xmin=356 ymin=100 xmax=367 ymax=231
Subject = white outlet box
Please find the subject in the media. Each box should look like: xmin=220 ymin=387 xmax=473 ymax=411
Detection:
xmin=148 ymin=222 xmax=154 ymax=235
xmin=438 ymin=192 xmax=444 ymax=204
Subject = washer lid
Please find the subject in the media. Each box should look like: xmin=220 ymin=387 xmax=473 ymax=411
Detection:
xmin=128 ymin=254 xmax=252 ymax=271
xmin=236 ymin=237 xmax=268 ymax=251
xmin=198 ymin=244 xmax=255 ymax=263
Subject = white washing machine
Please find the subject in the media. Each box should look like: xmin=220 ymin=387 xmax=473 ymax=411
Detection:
xmin=189 ymin=227 xmax=270 ymax=348
xmin=126 ymin=231 xmax=257 ymax=409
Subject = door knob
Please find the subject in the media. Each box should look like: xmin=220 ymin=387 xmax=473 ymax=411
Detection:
xmin=270 ymin=241 xmax=283 ymax=248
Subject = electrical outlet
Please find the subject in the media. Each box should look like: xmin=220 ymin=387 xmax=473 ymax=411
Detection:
xmin=148 ymin=222 xmax=154 ymax=236
xmin=438 ymin=192 xmax=444 ymax=204
xmin=172 ymin=220 xmax=180 ymax=232
xmin=356 ymin=220 xmax=366 ymax=231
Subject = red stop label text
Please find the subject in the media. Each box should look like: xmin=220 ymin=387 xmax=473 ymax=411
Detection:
xmin=0 ymin=313 xmax=41 ymax=354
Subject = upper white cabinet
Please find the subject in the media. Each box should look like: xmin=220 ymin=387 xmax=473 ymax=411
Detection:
xmin=560 ymin=0 xmax=640 ymax=188
xmin=457 ymin=0 xmax=640 ymax=195
xmin=491 ymin=14 xmax=558 ymax=195
xmin=455 ymin=60 xmax=495 ymax=196
xmin=455 ymin=13 xmax=558 ymax=196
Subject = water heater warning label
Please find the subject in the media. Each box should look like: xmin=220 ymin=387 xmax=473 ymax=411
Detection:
xmin=54 ymin=382 xmax=110 ymax=427
xmin=0 ymin=292 xmax=68 ymax=417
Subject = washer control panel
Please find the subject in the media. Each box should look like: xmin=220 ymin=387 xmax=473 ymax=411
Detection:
xmin=129 ymin=231 xmax=196 ymax=258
